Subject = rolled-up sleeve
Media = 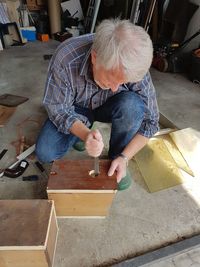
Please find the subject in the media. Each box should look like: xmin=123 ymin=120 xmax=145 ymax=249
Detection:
xmin=129 ymin=72 xmax=160 ymax=137
xmin=43 ymin=63 xmax=90 ymax=134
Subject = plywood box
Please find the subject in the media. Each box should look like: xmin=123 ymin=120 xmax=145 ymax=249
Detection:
xmin=47 ymin=159 xmax=117 ymax=217
xmin=0 ymin=200 xmax=58 ymax=267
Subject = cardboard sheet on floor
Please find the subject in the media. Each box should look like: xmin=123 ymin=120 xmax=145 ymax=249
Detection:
xmin=134 ymin=138 xmax=192 ymax=193
xmin=0 ymin=105 xmax=16 ymax=127
xmin=0 ymin=94 xmax=28 ymax=107
xmin=170 ymin=128 xmax=200 ymax=178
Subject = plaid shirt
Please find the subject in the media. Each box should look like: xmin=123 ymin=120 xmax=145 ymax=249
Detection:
xmin=43 ymin=34 xmax=159 ymax=137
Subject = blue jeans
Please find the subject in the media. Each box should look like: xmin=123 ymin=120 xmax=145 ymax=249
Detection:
xmin=35 ymin=91 xmax=145 ymax=163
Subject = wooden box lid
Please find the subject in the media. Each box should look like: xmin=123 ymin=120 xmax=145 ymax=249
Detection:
xmin=47 ymin=159 xmax=117 ymax=191
xmin=0 ymin=200 xmax=52 ymax=247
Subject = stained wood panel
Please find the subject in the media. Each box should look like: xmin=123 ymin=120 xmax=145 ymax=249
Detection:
xmin=0 ymin=200 xmax=51 ymax=246
xmin=47 ymin=159 xmax=117 ymax=217
xmin=47 ymin=159 xmax=117 ymax=191
xmin=0 ymin=200 xmax=58 ymax=267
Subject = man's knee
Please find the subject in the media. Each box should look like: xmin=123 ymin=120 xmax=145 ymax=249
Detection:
xmin=35 ymin=142 xmax=55 ymax=163
xmin=113 ymin=92 xmax=145 ymax=127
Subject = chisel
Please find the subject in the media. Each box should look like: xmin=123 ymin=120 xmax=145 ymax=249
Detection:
xmin=94 ymin=157 xmax=100 ymax=176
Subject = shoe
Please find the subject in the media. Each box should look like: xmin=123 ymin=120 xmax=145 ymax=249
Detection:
xmin=117 ymin=170 xmax=132 ymax=191
xmin=73 ymin=141 xmax=85 ymax=152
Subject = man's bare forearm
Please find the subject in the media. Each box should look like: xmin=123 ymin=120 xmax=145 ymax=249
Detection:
xmin=122 ymin=133 xmax=149 ymax=160
xmin=69 ymin=120 xmax=91 ymax=141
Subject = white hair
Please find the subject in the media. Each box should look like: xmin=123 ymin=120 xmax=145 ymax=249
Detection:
xmin=92 ymin=19 xmax=153 ymax=82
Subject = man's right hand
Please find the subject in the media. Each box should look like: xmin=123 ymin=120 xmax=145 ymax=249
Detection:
xmin=85 ymin=129 xmax=104 ymax=157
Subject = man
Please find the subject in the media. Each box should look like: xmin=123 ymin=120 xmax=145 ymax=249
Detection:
xmin=36 ymin=19 xmax=159 ymax=191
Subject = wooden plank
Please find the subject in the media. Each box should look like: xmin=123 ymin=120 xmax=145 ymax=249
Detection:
xmin=170 ymin=128 xmax=200 ymax=177
xmin=45 ymin=205 xmax=58 ymax=267
xmin=0 ymin=200 xmax=51 ymax=247
xmin=0 ymin=250 xmax=48 ymax=267
xmin=58 ymin=216 xmax=106 ymax=219
xmin=47 ymin=159 xmax=117 ymax=191
xmin=0 ymin=105 xmax=16 ymax=127
xmin=47 ymin=189 xmax=116 ymax=193
xmin=48 ymin=193 xmax=116 ymax=217
xmin=135 ymin=138 xmax=186 ymax=193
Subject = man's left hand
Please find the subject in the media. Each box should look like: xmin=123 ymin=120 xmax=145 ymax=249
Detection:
xmin=108 ymin=157 xmax=127 ymax=183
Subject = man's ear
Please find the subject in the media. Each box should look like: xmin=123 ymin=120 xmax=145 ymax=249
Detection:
xmin=91 ymin=50 xmax=97 ymax=65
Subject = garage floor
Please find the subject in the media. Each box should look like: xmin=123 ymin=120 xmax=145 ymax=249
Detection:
xmin=0 ymin=41 xmax=200 ymax=267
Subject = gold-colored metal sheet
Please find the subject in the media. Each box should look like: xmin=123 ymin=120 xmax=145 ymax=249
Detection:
xmin=135 ymin=138 xmax=186 ymax=193
xmin=170 ymin=128 xmax=200 ymax=178
xmin=162 ymin=135 xmax=194 ymax=177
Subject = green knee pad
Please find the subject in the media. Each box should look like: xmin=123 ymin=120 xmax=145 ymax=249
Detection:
xmin=117 ymin=170 xmax=132 ymax=191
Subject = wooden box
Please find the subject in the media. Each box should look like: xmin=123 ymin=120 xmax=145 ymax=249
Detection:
xmin=47 ymin=160 xmax=117 ymax=217
xmin=0 ymin=200 xmax=58 ymax=267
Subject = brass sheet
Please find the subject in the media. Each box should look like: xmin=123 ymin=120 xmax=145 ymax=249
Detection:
xmin=135 ymin=138 xmax=186 ymax=193
xmin=170 ymin=128 xmax=200 ymax=177
xmin=162 ymin=135 xmax=194 ymax=176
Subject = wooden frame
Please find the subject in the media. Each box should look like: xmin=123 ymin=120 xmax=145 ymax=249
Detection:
xmin=47 ymin=159 xmax=117 ymax=217
xmin=0 ymin=200 xmax=58 ymax=267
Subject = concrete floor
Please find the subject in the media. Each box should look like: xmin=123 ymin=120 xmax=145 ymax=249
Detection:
xmin=0 ymin=41 xmax=200 ymax=267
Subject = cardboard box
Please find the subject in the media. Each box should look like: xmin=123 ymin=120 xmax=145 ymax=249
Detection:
xmin=0 ymin=200 xmax=58 ymax=267
xmin=47 ymin=159 xmax=117 ymax=217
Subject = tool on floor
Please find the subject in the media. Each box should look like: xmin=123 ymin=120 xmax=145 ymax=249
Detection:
xmin=43 ymin=54 xmax=52 ymax=60
xmin=0 ymin=149 xmax=8 ymax=160
xmin=22 ymin=175 xmax=38 ymax=181
xmin=34 ymin=161 xmax=48 ymax=178
xmin=0 ymin=144 xmax=35 ymax=177
xmin=4 ymin=160 xmax=29 ymax=178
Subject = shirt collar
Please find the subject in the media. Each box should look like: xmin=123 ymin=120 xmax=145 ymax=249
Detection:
xmin=79 ymin=46 xmax=93 ymax=80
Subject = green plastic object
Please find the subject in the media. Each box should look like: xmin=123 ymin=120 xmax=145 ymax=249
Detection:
xmin=73 ymin=141 xmax=85 ymax=152
xmin=117 ymin=169 xmax=132 ymax=191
